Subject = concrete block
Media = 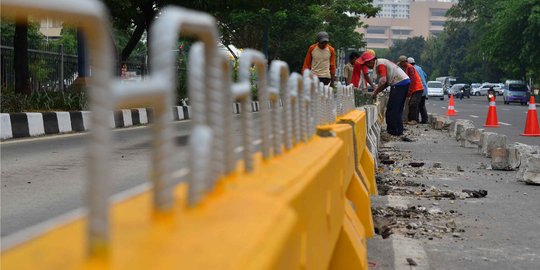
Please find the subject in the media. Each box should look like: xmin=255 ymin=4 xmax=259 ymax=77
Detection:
xmin=463 ymin=128 xmax=483 ymax=148
xmin=491 ymin=147 xmax=520 ymax=171
xmin=433 ymin=116 xmax=450 ymax=130
xmin=486 ymin=134 xmax=507 ymax=158
xmin=517 ymin=154 xmax=540 ymax=184
xmin=456 ymin=120 xmax=475 ymax=142
xmin=428 ymin=113 xmax=437 ymax=125
xmin=479 ymin=132 xmax=496 ymax=155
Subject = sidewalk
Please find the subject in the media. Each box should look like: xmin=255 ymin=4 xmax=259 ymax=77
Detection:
xmin=366 ymin=123 xmax=540 ymax=269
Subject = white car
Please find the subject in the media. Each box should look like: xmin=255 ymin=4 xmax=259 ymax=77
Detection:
xmin=427 ymin=81 xmax=444 ymax=100
xmin=474 ymin=83 xmax=503 ymax=96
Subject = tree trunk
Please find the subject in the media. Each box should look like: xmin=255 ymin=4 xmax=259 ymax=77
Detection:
xmin=142 ymin=2 xmax=155 ymax=72
xmin=120 ymin=19 xmax=146 ymax=62
xmin=14 ymin=16 xmax=31 ymax=95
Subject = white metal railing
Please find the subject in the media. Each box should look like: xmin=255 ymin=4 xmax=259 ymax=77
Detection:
xmin=1 ymin=0 xmax=357 ymax=258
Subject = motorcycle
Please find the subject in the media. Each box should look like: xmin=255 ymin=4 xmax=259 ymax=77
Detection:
xmin=487 ymin=88 xmax=496 ymax=102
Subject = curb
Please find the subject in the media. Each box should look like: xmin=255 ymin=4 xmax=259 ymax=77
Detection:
xmin=1 ymin=102 xmax=264 ymax=141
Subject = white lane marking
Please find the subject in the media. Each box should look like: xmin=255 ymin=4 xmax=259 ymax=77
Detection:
xmin=499 ymin=122 xmax=511 ymax=126
xmin=441 ymin=106 xmax=446 ymax=109
xmin=469 ymin=115 xmax=479 ymax=118
xmin=501 ymin=108 xmax=510 ymax=111
xmin=387 ymin=196 xmax=430 ymax=270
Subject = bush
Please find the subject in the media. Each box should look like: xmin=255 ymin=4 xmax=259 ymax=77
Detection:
xmin=1 ymin=87 xmax=87 ymax=113
xmin=354 ymin=91 xmax=374 ymax=107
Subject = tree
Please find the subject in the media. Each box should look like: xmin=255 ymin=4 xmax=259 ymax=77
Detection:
xmin=388 ymin=36 xmax=426 ymax=64
xmin=482 ymin=0 xmax=540 ymax=81
xmin=103 ymin=0 xmax=158 ymax=62
xmin=13 ymin=16 xmax=31 ymax=95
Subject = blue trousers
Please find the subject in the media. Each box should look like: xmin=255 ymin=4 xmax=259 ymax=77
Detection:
xmin=385 ymin=83 xmax=409 ymax=136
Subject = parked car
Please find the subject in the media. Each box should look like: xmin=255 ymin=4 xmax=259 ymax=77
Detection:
xmin=475 ymin=83 xmax=502 ymax=96
xmin=470 ymin=83 xmax=482 ymax=95
xmin=427 ymin=81 xmax=444 ymax=100
xmin=448 ymin=83 xmax=471 ymax=99
xmin=503 ymin=80 xmax=529 ymax=105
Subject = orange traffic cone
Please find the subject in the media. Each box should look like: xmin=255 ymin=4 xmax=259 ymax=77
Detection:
xmin=521 ymin=96 xmax=540 ymax=136
xmin=484 ymin=95 xmax=499 ymax=127
xmin=447 ymin=95 xmax=457 ymax=116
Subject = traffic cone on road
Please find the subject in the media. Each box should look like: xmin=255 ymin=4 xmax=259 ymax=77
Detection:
xmin=521 ymin=96 xmax=540 ymax=136
xmin=447 ymin=95 xmax=457 ymax=116
xmin=484 ymin=95 xmax=499 ymax=127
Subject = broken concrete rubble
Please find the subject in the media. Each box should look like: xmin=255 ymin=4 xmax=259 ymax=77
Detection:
xmin=517 ymin=154 xmax=540 ymax=185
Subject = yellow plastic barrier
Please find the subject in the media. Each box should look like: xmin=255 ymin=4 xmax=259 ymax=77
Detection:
xmin=223 ymin=136 xmax=352 ymax=269
xmin=2 ymin=134 xmax=373 ymax=270
xmin=338 ymin=110 xmax=377 ymax=195
xmin=2 ymin=185 xmax=302 ymax=270
xmin=316 ymin=123 xmax=374 ymax=238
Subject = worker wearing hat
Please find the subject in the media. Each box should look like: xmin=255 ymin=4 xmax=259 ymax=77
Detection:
xmin=302 ymin=31 xmax=336 ymax=86
xmin=351 ymin=49 xmax=376 ymax=91
xmin=361 ymin=52 xmax=410 ymax=136
xmin=397 ymin=55 xmax=424 ymax=125
xmin=408 ymin=57 xmax=429 ymax=123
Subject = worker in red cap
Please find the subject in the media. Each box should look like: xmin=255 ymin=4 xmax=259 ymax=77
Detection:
xmin=361 ymin=51 xmax=410 ymax=136
xmin=351 ymin=49 xmax=376 ymax=91
xmin=302 ymin=31 xmax=336 ymax=86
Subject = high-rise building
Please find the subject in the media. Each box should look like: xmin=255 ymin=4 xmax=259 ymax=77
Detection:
xmin=373 ymin=0 xmax=411 ymax=19
xmin=359 ymin=0 xmax=457 ymax=49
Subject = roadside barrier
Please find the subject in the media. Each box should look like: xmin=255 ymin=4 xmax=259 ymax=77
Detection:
xmin=1 ymin=1 xmax=382 ymax=269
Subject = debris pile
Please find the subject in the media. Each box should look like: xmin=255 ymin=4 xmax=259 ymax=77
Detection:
xmin=372 ymin=205 xmax=464 ymax=240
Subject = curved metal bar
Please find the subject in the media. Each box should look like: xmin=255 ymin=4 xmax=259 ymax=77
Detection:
xmin=238 ymin=50 xmax=271 ymax=160
xmin=218 ymin=53 xmax=235 ymax=174
xmin=231 ymin=80 xmax=254 ymax=171
xmin=287 ymin=73 xmax=302 ymax=146
xmin=3 ymin=0 xmax=116 ymax=257
xmin=302 ymin=72 xmax=313 ymax=141
xmin=269 ymin=60 xmax=290 ymax=155
xmin=151 ymin=7 xmax=223 ymax=207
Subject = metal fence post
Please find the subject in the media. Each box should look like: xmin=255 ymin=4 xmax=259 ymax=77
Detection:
xmin=60 ymin=43 xmax=64 ymax=91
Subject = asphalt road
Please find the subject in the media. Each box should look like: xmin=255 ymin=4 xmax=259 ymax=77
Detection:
xmin=1 ymin=114 xmax=260 ymax=237
xmin=425 ymin=96 xmax=539 ymax=146
xmin=1 ymin=122 xmax=192 ymax=236
xmin=367 ymin=124 xmax=540 ymax=269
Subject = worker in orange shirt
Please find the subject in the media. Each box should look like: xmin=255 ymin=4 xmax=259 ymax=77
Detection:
xmin=351 ymin=49 xmax=377 ymax=92
xmin=302 ymin=31 xmax=336 ymax=86
xmin=397 ymin=55 xmax=424 ymax=125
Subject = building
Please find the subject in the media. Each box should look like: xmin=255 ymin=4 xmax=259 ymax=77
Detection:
xmin=359 ymin=0 xmax=457 ymax=49
xmin=39 ymin=18 xmax=62 ymax=41
xmin=373 ymin=0 xmax=411 ymax=19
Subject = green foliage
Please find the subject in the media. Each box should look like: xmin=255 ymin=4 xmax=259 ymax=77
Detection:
xmin=1 ymin=87 xmax=87 ymax=113
xmin=388 ymin=36 xmax=426 ymax=64
xmin=354 ymin=91 xmax=373 ymax=107
xmin=434 ymin=0 xmax=539 ymax=83
xmin=0 ymin=19 xmax=43 ymax=47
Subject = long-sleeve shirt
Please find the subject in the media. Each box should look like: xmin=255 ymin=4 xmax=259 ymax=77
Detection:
xmin=414 ymin=65 xmax=428 ymax=96
xmin=302 ymin=44 xmax=336 ymax=79
xmin=403 ymin=63 xmax=424 ymax=96
xmin=351 ymin=60 xmax=371 ymax=89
